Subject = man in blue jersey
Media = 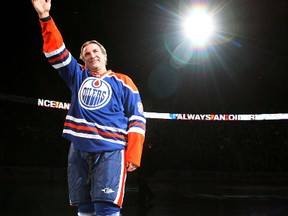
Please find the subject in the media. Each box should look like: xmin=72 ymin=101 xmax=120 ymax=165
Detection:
xmin=31 ymin=0 xmax=146 ymax=215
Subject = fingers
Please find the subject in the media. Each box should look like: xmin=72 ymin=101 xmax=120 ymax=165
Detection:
xmin=126 ymin=162 xmax=137 ymax=172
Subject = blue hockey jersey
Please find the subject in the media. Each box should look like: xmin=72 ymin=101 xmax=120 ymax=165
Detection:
xmin=39 ymin=17 xmax=146 ymax=166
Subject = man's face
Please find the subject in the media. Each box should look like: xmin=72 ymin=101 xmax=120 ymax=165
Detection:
xmin=82 ymin=43 xmax=107 ymax=71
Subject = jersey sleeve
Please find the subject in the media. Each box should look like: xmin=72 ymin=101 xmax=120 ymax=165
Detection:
xmin=40 ymin=16 xmax=64 ymax=53
xmin=116 ymin=74 xmax=146 ymax=167
xmin=39 ymin=16 xmax=81 ymax=90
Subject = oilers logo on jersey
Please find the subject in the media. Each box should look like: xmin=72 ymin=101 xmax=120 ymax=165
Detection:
xmin=78 ymin=77 xmax=112 ymax=110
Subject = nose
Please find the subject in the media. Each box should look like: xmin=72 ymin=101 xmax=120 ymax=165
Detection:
xmin=90 ymin=52 xmax=96 ymax=58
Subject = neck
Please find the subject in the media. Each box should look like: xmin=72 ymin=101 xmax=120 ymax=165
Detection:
xmin=90 ymin=71 xmax=102 ymax=76
xmin=89 ymin=68 xmax=107 ymax=76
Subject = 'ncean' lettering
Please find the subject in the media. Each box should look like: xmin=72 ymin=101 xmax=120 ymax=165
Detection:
xmin=38 ymin=98 xmax=70 ymax=110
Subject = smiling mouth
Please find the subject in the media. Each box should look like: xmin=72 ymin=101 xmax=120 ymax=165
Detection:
xmin=90 ymin=59 xmax=99 ymax=63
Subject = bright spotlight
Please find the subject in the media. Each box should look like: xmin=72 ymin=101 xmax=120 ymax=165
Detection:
xmin=158 ymin=1 xmax=239 ymax=67
xmin=182 ymin=5 xmax=215 ymax=48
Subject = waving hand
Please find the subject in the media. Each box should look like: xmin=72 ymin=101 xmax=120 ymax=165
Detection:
xmin=31 ymin=0 xmax=51 ymax=18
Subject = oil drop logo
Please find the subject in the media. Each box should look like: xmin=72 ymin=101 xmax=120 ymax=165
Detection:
xmin=78 ymin=77 xmax=112 ymax=110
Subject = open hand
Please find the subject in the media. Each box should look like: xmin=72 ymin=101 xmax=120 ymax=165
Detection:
xmin=31 ymin=0 xmax=51 ymax=18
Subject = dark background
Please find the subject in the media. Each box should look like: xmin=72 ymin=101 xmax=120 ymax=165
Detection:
xmin=1 ymin=0 xmax=287 ymax=172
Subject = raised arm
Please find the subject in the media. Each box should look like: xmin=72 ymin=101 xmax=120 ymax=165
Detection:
xmin=31 ymin=0 xmax=51 ymax=18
